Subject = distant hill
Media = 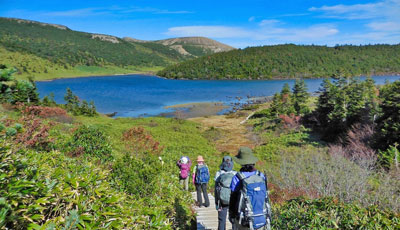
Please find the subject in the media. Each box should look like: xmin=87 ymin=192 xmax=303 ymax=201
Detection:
xmin=0 ymin=17 xmax=233 ymax=79
xmin=123 ymin=36 xmax=235 ymax=57
xmin=158 ymin=44 xmax=400 ymax=80
xmin=155 ymin=37 xmax=235 ymax=56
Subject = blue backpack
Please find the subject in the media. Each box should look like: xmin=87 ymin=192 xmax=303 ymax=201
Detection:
xmin=195 ymin=165 xmax=210 ymax=184
xmin=237 ymin=171 xmax=271 ymax=230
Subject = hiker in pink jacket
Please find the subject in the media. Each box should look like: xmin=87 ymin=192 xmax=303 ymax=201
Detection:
xmin=177 ymin=156 xmax=192 ymax=191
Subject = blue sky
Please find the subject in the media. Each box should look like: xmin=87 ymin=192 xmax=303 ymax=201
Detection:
xmin=1 ymin=0 xmax=399 ymax=48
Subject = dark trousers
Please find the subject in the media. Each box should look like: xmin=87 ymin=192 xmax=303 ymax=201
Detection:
xmin=218 ymin=206 xmax=229 ymax=230
xmin=195 ymin=183 xmax=210 ymax=207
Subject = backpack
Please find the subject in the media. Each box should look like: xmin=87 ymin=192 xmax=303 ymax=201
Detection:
xmin=195 ymin=165 xmax=210 ymax=184
xmin=180 ymin=163 xmax=190 ymax=179
xmin=237 ymin=171 xmax=271 ymax=230
xmin=215 ymin=170 xmax=236 ymax=206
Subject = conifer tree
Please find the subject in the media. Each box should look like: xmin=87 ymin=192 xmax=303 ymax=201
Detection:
xmin=292 ymin=79 xmax=309 ymax=115
xmin=374 ymin=80 xmax=400 ymax=150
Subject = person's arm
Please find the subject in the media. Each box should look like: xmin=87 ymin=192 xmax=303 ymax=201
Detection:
xmin=214 ymin=170 xmax=221 ymax=181
xmin=214 ymin=171 xmax=221 ymax=209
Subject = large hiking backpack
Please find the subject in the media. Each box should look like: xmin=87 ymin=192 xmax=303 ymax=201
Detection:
xmin=237 ymin=171 xmax=271 ymax=230
xmin=180 ymin=163 xmax=190 ymax=179
xmin=195 ymin=165 xmax=210 ymax=184
xmin=215 ymin=170 xmax=236 ymax=206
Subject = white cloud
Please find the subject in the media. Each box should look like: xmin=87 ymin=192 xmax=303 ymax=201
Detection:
xmin=43 ymin=8 xmax=105 ymax=17
xmin=35 ymin=6 xmax=193 ymax=18
xmin=367 ymin=21 xmax=400 ymax=31
xmin=165 ymin=24 xmax=339 ymax=45
xmin=309 ymin=0 xmax=400 ymax=20
xmin=165 ymin=26 xmax=253 ymax=38
xmin=248 ymin=16 xmax=255 ymax=22
xmin=259 ymin=19 xmax=280 ymax=27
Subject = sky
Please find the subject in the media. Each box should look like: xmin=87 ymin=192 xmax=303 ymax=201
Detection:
xmin=0 ymin=0 xmax=399 ymax=48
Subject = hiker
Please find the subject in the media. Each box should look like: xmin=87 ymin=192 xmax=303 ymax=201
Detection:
xmin=215 ymin=156 xmax=237 ymax=230
xmin=229 ymin=147 xmax=271 ymax=230
xmin=177 ymin=156 xmax=191 ymax=191
xmin=192 ymin=155 xmax=210 ymax=207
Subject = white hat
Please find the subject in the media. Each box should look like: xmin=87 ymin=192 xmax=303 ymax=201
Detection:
xmin=181 ymin=157 xmax=188 ymax=164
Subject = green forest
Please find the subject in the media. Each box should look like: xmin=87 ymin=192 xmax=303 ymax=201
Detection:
xmin=0 ymin=17 xmax=220 ymax=80
xmin=158 ymin=44 xmax=400 ymax=79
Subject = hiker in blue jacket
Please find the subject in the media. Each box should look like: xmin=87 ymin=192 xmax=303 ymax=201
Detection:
xmin=193 ymin=155 xmax=210 ymax=207
xmin=215 ymin=156 xmax=236 ymax=230
xmin=229 ymin=147 xmax=271 ymax=230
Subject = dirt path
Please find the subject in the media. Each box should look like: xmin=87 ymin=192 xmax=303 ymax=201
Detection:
xmin=189 ymin=114 xmax=257 ymax=154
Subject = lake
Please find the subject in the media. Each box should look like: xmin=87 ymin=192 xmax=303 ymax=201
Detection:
xmin=36 ymin=75 xmax=400 ymax=117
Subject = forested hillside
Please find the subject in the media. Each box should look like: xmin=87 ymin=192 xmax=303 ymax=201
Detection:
xmin=158 ymin=44 xmax=400 ymax=79
xmin=0 ymin=18 xmax=176 ymax=67
xmin=0 ymin=17 xmax=232 ymax=80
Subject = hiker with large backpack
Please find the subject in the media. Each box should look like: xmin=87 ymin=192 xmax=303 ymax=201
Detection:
xmin=229 ymin=147 xmax=271 ymax=230
xmin=177 ymin=156 xmax=192 ymax=191
xmin=192 ymin=155 xmax=210 ymax=207
xmin=215 ymin=156 xmax=237 ymax=230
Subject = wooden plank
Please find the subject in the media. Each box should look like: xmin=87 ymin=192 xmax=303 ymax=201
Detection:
xmin=192 ymin=192 xmax=233 ymax=230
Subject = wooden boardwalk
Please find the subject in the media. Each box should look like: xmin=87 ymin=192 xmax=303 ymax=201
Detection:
xmin=192 ymin=192 xmax=232 ymax=230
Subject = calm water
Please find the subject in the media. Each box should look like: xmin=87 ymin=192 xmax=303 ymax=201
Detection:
xmin=36 ymin=75 xmax=400 ymax=117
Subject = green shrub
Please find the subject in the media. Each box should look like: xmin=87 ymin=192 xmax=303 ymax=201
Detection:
xmin=273 ymin=197 xmax=400 ymax=229
xmin=378 ymin=144 xmax=399 ymax=169
xmin=13 ymin=123 xmax=22 ymax=132
xmin=0 ymin=140 xmax=144 ymax=229
xmin=0 ymin=123 xmax=4 ymax=132
xmin=251 ymin=109 xmax=272 ymax=119
xmin=66 ymin=125 xmax=112 ymax=161
xmin=113 ymin=154 xmax=162 ymax=198
xmin=5 ymin=127 xmax=16 ymax=137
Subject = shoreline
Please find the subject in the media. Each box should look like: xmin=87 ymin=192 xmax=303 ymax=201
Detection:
xmin=36 ymin=71 xmax=159 ymax=82
xmin=161 ymin=72 xmax=400 ymax=81
xmin=161 ymin=102 xmax=230 ymax=118
xmin=36 ymin=71 xmax=400 ymax=82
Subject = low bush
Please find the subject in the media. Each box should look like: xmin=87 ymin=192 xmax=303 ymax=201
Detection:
xmin=0 ymin=140 xmax=145 ymax=229
xmin=122 ymin=126 xmax=163 ymax=157
xmin=115 ymin=126 xmax=164 ymax=197
xmin=14 ymin=115 xmax=54 ymax=151
xmin=21 ymin=104 xmax=68 ymax=118
xmin=273 ymin=197 xmax=400 ymax=229
xmin=66 ymin=125 xmax=112 ymax=161
xmin=113 ymin=153 xmax=163 ymax=198
xmin=5 ymin=127 xmax=16 ymax=137
xmin=268 ymin=149 xmax=400 ymax=212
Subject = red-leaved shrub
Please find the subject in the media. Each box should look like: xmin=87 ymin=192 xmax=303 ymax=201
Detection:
xmin=21 ymin=105 xmax=67 ymax=118
xmin=122 ymin=127 xmax=163 ymax=156
xmin=279 ymin=113 xmax=301 ymax=129
xmin=14 ymin=115 xmax=54 ymax=150
xmin=329 ymin=124 xmax=376 ymax=169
